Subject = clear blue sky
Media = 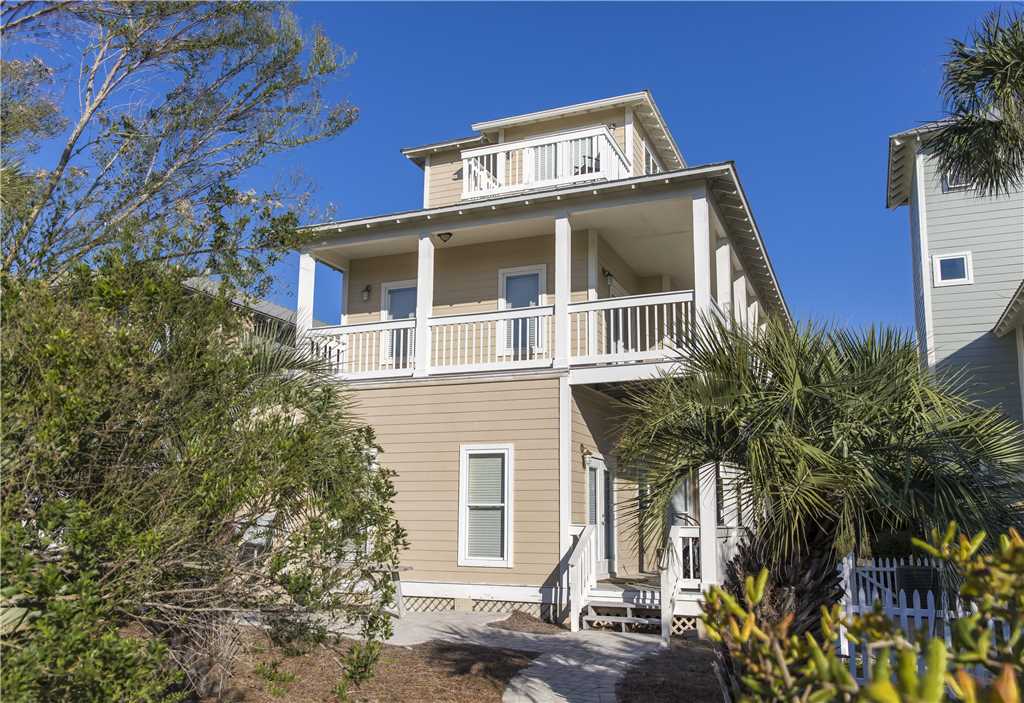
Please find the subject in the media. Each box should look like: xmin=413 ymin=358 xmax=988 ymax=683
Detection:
xmin=257 ymin=2 xmax=1001 ymax=328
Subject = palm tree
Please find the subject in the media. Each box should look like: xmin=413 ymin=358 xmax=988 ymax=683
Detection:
xmin=616 ymin=318 xmax=1024 ymax=632
xmin=927 ymin=10 xmax=1024 ymax=197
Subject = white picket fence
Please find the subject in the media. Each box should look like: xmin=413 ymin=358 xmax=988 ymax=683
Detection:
xmin=838 ymin=555 xmax=1010 ymax=683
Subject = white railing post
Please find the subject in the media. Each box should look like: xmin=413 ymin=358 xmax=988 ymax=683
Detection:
xmin=297 ymin=252 xmax=316 ymax=341
xmin=698 ymin=463 xmax=719 ymax=588
xmin=414 ymin=233 xmax=434 ymax=376
xmin=554 ymin=215 xmax=571 ymax=368
xmin=661 ymin=525 xmax=682 ymax=644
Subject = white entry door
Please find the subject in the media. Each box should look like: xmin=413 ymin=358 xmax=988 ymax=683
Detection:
xmin=587 ymin=456 xmax=615 ymax=578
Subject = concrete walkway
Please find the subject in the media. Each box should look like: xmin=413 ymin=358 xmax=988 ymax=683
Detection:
xmin=368 ymin=611 xmax=664 ymax=703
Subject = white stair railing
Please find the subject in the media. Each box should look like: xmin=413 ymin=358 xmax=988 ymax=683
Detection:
xmin=660 ymin=525 xmax=684 ymax=644
xmin=568 ymin=525 xmax=598 ymax=633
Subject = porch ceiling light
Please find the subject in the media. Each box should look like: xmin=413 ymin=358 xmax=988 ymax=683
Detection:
xmin=437 ymin=232 xmax=453 ymax=243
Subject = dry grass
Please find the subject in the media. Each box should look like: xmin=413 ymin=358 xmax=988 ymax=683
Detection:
xmin=211 ymin=629 xmax=538 ymax=703
xmin=488 ymin=611 xmax=566 ymax=635
xmin=616 ymin=636 xmax=723 ymax=703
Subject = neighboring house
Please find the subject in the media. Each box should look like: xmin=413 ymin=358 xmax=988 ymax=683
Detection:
xmin=887 ymin=124 xmax=1024 ymax=424
xmin=185 ymin=275 xmax=329 ymax=346
xmin=293 ymin=92 xmax=788 ymax=636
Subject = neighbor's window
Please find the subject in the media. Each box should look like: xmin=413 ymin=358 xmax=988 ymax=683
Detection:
xmin=942 ymin=171 xmax=974 ymax=193
xmin=459 ymin=445 xmax=513 ymax=567
xmin=932 ymin=252 xmax=974 ymax=287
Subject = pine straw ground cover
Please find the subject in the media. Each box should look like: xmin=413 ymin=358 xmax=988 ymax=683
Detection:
xmin=615 ymin=636 xmax=723 ymax=703
xmin=212 ymin=628 xmax=538 ymax=702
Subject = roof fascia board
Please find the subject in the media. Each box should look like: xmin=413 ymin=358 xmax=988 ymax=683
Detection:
xmin=300 ymin=165 xmax=731 ymax=237
xmin=470 ymin=92 xmax=650 ymax=132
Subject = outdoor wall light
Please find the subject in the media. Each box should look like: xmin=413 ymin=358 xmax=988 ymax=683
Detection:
xmin=361 ymin=284 xmax=371 ymax=302
xmin=437 ymin=232 xmax=453 ymax=243
xmin=603 ymin=268 xmax=614 ymax=288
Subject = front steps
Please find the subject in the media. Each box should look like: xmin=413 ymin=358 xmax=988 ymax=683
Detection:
xmin=578 ymin=583 xmax=704 ymax=634
xmin=581 ymin=601 xmax=660 ymax=632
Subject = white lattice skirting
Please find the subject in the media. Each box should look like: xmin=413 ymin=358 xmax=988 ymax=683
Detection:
xmin=672 ymin=615 xmax=700 ymax=635
xmin=404 ymin=596 xmax=455 ymax=613
xmin=471 ymin=600 xmax=541 ymax=617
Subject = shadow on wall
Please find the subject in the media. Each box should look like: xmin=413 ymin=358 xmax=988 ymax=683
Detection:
xmin=935 ymin=330 xmax=1023 ymax=423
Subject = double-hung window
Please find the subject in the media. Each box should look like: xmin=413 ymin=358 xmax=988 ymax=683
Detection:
xmin=459 ymin=444 xmax=513 ymax=567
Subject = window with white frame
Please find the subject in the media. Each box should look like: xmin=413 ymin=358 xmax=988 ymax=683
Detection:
xmin=643 ymin=140 xmax=662 ymax=176
xmin=459 ymin=444 xmax=513 ymax=567
xmin=380 ymin=280 xmax=417 ymax=367
xmin=498 ymin=265 xmax=547 ymax=357
xmin=942 ymin=171 xmax=974 ymax=193
xmin=932 ymin=252 xmax=974 ymax=287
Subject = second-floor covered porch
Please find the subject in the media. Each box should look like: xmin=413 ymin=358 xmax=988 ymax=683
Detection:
xmin=297 ymin=166 xmax=786 ymax=385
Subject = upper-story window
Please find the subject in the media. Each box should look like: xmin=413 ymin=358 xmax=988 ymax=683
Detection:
xmin=643 ymin=139 xmax=662 ymax=176
xmin=942 ymin=171 xmax=974 ymax=193
xmin=932 ymin=251 xmax=974 ymax=287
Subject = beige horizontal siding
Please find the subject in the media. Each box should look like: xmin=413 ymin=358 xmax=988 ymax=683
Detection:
xmin=352 ymin=377 xmax=560 ymax=587
xmin=426 ymin=148 xmax=464 ymax=208
xmin=344 ymin=233 xmax=600 ymax=325
xmin=501 ymin=107 xmax=627 ymax=153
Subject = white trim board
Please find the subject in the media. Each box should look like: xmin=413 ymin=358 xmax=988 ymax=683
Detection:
xmin=400 ymin=581 xmax=556 ymax=603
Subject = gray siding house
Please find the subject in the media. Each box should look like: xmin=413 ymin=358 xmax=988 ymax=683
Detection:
xmin=887 ymin=124 xmax=1024 ymax=424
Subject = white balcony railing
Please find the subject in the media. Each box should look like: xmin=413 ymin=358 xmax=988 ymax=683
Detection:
xmin=308 ymin=318 xmax=416 ymax=379
xmin=568 ymin=290 xmax=694 ymax=365
xmin=429 ymin=306 xmax=554 ymax=373
xmin=306 ymin=291 xmax=696 ymax=380
xmin=461 ymin=126 xmax=631 ymax=199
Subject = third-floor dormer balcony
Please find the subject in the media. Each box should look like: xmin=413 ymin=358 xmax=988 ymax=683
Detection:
xmin=461 ymin=126 xmax=633 ymax=199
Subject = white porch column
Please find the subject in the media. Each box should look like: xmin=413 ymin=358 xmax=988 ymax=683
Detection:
xmin=715 ymin=237 xmax=733 ymax=317
xmin=698 ymin=463 xmax=720 ymax=587
xmin=586 ymin=230 xmax=599 ymax=356
xmin=692 ymin=187 xmax=712 ymax=315
xmin=414 ymin=233 xmax=435 ymax=376
xmin=747 ymin=298 xmax=760 ymax=332
xmin=296 ymin=252 xmax=316 ymax=338
xmin=554 ymin=214 xmax=572 ymax=368
xmin=732 ymin=270 xmax=748 ymax=326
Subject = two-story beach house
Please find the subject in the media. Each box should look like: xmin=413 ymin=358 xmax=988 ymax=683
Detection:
xmin=294 ymin=92 xmax=787 ymax=637
xmin=887 ymin=124 xmax=1024 ymax=424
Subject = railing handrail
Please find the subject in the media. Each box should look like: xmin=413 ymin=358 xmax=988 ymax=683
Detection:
xmin=568 ymin=524 xmax=597 ymax=633
xmin=568 ymin=289 xmax=695 ymax=313
xmin=428 ymin=304 xmax=554 ymax=326
xmin=309 ymin=318 xmax=416 ymax=335
xmin=461 ymin=125 xmax=630 ymax=169
xmin=660 ymin=525 xmax=684 ymax=644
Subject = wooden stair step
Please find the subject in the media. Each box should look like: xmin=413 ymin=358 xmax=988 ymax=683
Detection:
xmin=581 ymin=614 xmax=660 ymax=625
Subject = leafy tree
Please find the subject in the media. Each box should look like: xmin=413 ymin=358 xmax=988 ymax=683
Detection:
xmin=0 ymin=1 xmax=355 ymax=289
xmin=0 ymin=259 xmax=407 ymax=700
xmin=927 ymin=10 xmax=1024 ymax=197
xmin=703 ymin=524 xmax=1023 ymax=703
xmin=617 ymin=319 xmax=1024 ymax=635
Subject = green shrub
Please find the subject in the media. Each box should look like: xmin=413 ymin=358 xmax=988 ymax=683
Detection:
xmin=1 ymin=262 xmax=406 ymax=699
xmin=702 ymin=524 xmax=1022 ymax=702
